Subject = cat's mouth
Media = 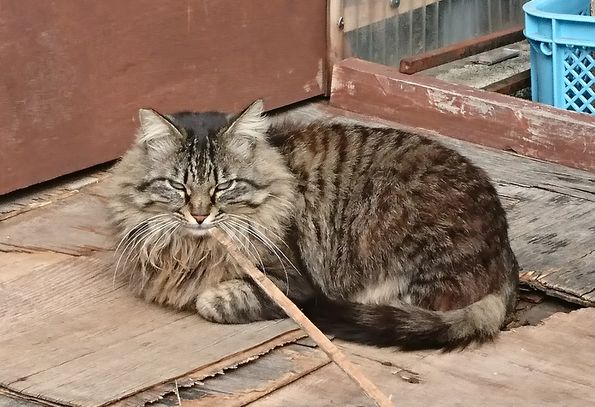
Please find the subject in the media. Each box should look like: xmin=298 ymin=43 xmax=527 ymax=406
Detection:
xmin=175 ymin=208 xmax=219 ymax=237
xmin=183 ymin=222 xmax=215 ymax=237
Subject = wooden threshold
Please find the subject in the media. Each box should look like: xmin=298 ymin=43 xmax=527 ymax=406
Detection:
xmin=399 ymin=25 xmax=525 ymax=74
xmin=331 ymin=58 xmax=595 ymax=173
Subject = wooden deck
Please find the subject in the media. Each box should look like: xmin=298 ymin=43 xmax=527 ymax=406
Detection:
xmin=1 ymin=102 xmax=594 ymax=407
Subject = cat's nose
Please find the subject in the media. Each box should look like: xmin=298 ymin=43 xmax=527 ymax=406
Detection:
xmin=191 ymin=213 xmax=209 ymax=224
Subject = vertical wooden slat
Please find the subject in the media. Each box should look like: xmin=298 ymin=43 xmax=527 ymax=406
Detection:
xmin=327 ymin=0 xmax=345 ymax=94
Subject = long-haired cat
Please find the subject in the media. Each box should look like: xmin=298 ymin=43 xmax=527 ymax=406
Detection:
xmin=108 ymin=100 xmax=519 ymax=350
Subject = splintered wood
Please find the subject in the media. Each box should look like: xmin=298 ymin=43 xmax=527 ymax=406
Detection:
xmin=210 ymin=229 xmax=395 ymax=407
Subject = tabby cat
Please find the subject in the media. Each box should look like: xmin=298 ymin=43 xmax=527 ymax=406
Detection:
xmin=108 ymin=100 xmax=519 ymax=350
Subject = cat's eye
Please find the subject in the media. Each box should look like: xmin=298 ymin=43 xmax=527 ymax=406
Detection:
xmin=167 ymin=180 xmax=186 ymax=191
xmin=216 ymin=180 xmax=236 ymax=191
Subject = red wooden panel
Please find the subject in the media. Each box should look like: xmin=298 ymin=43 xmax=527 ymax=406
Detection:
xmin=0 ymin=0 xmax=326 ymax=194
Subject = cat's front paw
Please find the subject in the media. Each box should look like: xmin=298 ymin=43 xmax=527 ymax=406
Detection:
xmin=195 ymin=279 xmax=273 ymax=324
xmin=195 ymin=287 xmax=238 ymax=323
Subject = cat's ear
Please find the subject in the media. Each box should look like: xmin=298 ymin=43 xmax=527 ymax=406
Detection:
xmin=225 ymin=99 xmax=269 ymax=146
xmin=137 ymin=108 xmax=182 ymax=154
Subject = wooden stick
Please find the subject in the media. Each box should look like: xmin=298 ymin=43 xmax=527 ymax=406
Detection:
xmin=210 ymin=229 xmax=395 ymax=407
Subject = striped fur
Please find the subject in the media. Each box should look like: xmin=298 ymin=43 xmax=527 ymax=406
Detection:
xmin=107 ymin=100 xmax=519 ymax=350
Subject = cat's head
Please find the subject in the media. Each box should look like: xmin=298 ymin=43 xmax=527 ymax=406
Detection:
xmin=109 ymin=100 xmax=295 ymax=244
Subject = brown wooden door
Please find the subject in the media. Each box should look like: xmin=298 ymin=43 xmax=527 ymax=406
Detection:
xmin=0 ymin=0 xmax=326 ymax=194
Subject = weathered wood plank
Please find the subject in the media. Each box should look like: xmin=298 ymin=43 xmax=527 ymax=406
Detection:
xmin=0 ymin=167 xmax=107 ymax=221
xmin=0 ymin=392 xmax=50 ymax=407
xmin=112 ymin=330 xmax=305 ymax=407
xmin=252 ymin=308 xmax=595 ymax=407
xmin=0 ymin=251 xmax=71 ymax=284
xmin=0 ymin=189 xmax=113 ymax=256
xmin=159 ymin=344 xmax=330 ymax=407
xmin=326 ymin=0 xmax=344 ymax=95
xmin=139 ymin=296 xmax=579 ymax=407
xmin=330 ymin=58 xmax=595 ymax=173
xmin=0 ymin=254 xmax=298 ymax=407
xmin=500 ymin=185 xmax=595 ymax=306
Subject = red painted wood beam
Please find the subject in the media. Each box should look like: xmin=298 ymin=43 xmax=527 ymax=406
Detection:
xmin=331 ymin=58 xmax=595 ymax=173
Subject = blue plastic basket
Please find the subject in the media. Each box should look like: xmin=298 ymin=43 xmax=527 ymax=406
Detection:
xmin=523 ymin=0 xmax=595 ymax=114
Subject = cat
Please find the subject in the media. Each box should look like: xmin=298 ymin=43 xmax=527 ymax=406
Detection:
xmin=107 ymin=99 xmax=519 ymax=350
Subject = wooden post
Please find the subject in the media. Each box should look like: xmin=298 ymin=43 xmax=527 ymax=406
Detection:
xmin=591 ymin=0 xmax=595 ymax=16
xmin=326 ymin=0 xmax=345 ymax=95
xmin=210 ymin=229 xmax=395 ymax=407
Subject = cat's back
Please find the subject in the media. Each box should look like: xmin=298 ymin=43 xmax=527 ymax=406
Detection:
xmin=269 ymin=120 xmax=494 ymax=194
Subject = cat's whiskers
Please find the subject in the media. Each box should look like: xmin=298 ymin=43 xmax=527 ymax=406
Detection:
xmin=225 ymin=218 xmax=291 ymax=295
xmin=113 ymin=217 xmax=172 ymax=286
xmin=226 ymin=215 xmax=299 ymax=274
xmin=148 ymin=221 xmax=182 ymax=270
xmin=121 ymin=218 xmax=173 ymax=267
xmin=219 ymin=222 xmax=265 ymax=273
xmin=114 ymin=214 xmax=170 ymax=257
xmin=118 ymin=221 xmax=173 ymax=284
xmin=121 ymin=217 xmax=176 ymax=275
xmin=227 ymin=213 xmax=290 ymax=249
xmin=140 ymin=220 xmax=179 ymax=270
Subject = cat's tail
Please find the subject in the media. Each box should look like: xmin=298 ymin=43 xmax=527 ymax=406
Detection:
xmin=302 ymin=286 xmax=515 ymax=351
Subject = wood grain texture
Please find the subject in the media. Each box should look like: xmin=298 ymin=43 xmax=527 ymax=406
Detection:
xmin=330 ymin=58 xmax=595 ymax=173
xmin=111 ymin=330 xmax=305 ymax=407
xmin=0 ymin=0 xmax=326 ymax=195
xmin=251 ymin=308 xmax=595 ymax=407
xmin=502 ymin=185 xmax=595 ymax=306
xmin=0 ymin=253 xmax=298 ymax=407
xmin=165 ymin=344 xmax=330 ymax=407
xmin=279 ymin=103 xmax=595 ymax=306
xmin=0 ymin=166 xmax=108 ymax=221
xmin=0 ymin=391 xmax=50 ymax=407
xmin=0 ymin=189 xmax=113 ymax=256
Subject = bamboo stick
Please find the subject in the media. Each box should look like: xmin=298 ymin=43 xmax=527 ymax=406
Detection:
xmin=210 ymin=229 xmax=395 ymax=407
